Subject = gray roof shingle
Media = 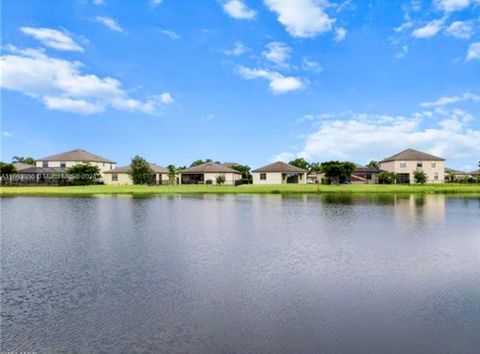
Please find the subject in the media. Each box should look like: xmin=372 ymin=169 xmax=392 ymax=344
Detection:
xmin=380 ymin=149 xmax=445 ymax=163
xmin=252 ymin=161 xmax=307 ymax=173
xmin=104 ymin=163 xmax=168 ymax=174
xmin=180 ymin=162 xmax=241 ymax=174
xmin=37 ymin=149 xmax=115 ymax=163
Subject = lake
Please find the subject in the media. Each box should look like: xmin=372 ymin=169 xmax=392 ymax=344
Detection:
xmin=1 ymin=195 xmax=479 ymax=354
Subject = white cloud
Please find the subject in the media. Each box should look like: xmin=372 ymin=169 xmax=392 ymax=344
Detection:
xmin=224 ymin=41 xmax=249 ymax=56
xmin=421 ymin=92 xmax=480 ymax=107
xmin=159 ymin=29 xmax=181 ymax=39
xmin=279 ymin=110 xmax=480 ymax=166
xmin=272 ymin=152 xmax=295 ymax=162
xmin=302 ymin=58 xmax=322 ymax=72
xmin=95 ymin=16 xmax=123 ymax=32
xmin=237 ymin=66 xmax=304 ymax=94
xmin=2 ymin=131 xmax=14 ymax=138
xmin=43 ymin=97 xmax=105 ymax=115
xmin=467 ymin=42 xmax=480 ymax=60
xmin=434 ymin=0 xmax=475 ymax=12
xmin=93 ymin=0 xmax=104 ymax=4
xmin=150 ymin=0 xmax=163 ymax=7
xmin=20 ymin=27 xmax=83 ymax=52
xmin=262 ymin=41 xmax=291 ymax=67
xmin=445 ymin=21 xmax=474 ymax=39
xmin=334 ymin=27 xmax=347 ymax=41
xmin=264 ymin=0 xmax=335 ymax=38
xmin=222 ymin=0 xmax=256 ymax=20
xmin=412 ymin=19 xmax=445 ymax=38
xmin=159 ymin=92 xmax=174 ymax=104
xmin=0 ymin=45 xmax=173 ymax=115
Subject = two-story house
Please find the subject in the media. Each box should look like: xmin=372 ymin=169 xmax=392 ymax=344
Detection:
xmin=379 ymin=149 xmax=445 ymax=184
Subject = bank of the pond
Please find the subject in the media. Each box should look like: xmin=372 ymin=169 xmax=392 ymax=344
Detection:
xmin=1 ymin=184 xmax=480 ymax=196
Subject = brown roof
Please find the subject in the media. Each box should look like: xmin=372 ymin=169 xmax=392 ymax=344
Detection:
xmin=180 ymin=162 xmax=241 ymax=174
xmin=252 ymin=161 xmax=307 ymax=173
xmin=380 ymin=149 xmax=445 ymax=163
xmin=37 ymin=149 xmax=115 ymax=163
xmin=470 ymin=170 xmax=480 ymax=176
xmin=104 ymin=163 xmax=168 ymax=174
xmin=13 ymin=162 xmax=34 ymax=171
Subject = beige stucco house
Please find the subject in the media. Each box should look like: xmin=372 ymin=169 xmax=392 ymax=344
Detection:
xmin=252 ymin=161 xmax=307 ymax=184
xmin=36 ymin=149 xmax=116 ymax=173
xmin=379 ymin=149 xmax=445 ymax=184
xmin=178 ymin=162 xmax=242 ymax=185
xmin=103 ymin=163 xmax=171 ymax=185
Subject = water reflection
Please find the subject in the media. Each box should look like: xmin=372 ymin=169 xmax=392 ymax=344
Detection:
xmin=1 ymin=195 xmax=479 ymax=354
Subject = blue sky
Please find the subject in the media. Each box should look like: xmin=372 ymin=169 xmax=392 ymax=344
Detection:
xmin=1 ymin=0 xmax=479 ymax=170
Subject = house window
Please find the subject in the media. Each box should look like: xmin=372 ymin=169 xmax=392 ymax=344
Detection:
xmin=60 ymin=162 xmax=66 ymax=168
xmin=260 ymin=173 xmax=267 ymax=180
xmin=112 ymin=174 xmax=118 ymax=182
xmin=417 ymin=162 xmax=423 ymax=168
xmin=400 ymin=161 xmax=406 ymax=168
xmin=42 ymin=161 xmax=48 ymax=168
xmin=434 ymin=172 xmax=439 ymax=181
xmin=431 ymin=162 xmax=436 ymax=168
xmin=366 ymin=173 xmax=372 ymax=180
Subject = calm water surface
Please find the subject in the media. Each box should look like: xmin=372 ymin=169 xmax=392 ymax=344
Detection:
xmin=1 ymin=195 xmax=479 ymax=354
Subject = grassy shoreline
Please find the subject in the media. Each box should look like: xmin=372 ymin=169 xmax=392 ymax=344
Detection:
xmin=1 ymin=184 xmax=480 ymax=196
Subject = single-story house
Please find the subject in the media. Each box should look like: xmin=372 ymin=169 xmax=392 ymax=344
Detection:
xmin=445 ymin=167 xmax=470 ymax=182
xmin=13 ymin=163 xmax=34 ymax=171
xmin=307 ymin=171 xmax=324 ymax=184
xmin=350 ymin=165 xmax=382 ymax=184
xmin=36 ymin=149 xmax=116 ymax=173
xmin=379 ymin=148 xmax=445 ymax=184
xmin=178 ymin=162 xmax=242 ymax=185
xmin=252 ymin=161 xmax=307 ymax=184
xmin=103 ymin=163 xmax=171 ymax=185
xmin=470 ymin=170 xmax=480 ymax=181
xmin=8 ymin=166 xmax=69 ymax=185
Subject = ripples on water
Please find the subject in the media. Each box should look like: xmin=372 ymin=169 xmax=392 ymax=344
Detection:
xmin=1 ymin=195 xmax=480 ymax=354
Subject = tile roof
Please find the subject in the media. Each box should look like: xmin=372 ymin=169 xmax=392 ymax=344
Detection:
xmin=37 ymin=149 xmax=115 ymax=163
xmin=180 ymin=162 xmax=241 ymax=174
xmin=380 ymin=149 xmax=445 ymax=163
xmin=252 ymin=161 xmax=307 ymax=173
xmin=104 ymin=163 xmax=169 ymax=174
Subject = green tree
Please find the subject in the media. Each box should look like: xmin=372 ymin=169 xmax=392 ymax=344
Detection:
xmin=190 ymin=159 xmax=213 ymax=167
xmin=320 ymin=161 xmax=355 ymax=184
xmin=367 ymin=161 xmax=379 ymax=169
xmin=342 ymin=162 xmax=356 ymax=177
xmin=12 ymin=156 xmax=35 ymax=165
xmin=0 ymin=162 xmax=17 ymax=174
xmin=289 ymin=158 xmax=310 ymax=171
xmin=309 ymin=162 xmax=322 ymax=172
xmin=413 ymin=169 xmax=427 ymax=185
xmin=129 ymin=156 xmax=154 ymax=185
xmin=378 ymin=171 xmax=396 ymax=184
xmin=66 ymin=163 xmax=101 ymax=185
xmin=230 ymin=164 xmax=252 ymax=183
xmin=167 ymin=164 xmax=177 ymax=184
xmin=215 ymin=174 xmax=226 ymax=185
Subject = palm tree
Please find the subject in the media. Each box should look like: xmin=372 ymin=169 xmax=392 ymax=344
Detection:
xmin=12 ymin=156 xmax=35 ymax=165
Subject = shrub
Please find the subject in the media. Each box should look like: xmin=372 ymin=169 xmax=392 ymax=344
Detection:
xmin=413 ymin=169 xmax=427 ymax=185
xmin=66 ymin=163 xmax=101 ymax=185
xmin=216 ymin=175 xmax=226 ymax=185
xmin=378 ymin=171 xmax=396 ymax=184
xmin=205 ymin=179 xmax=213 ymax=185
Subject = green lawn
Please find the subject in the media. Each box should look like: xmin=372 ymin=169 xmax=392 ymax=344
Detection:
xmin=1 ymin=184 xmax=480 ymax=196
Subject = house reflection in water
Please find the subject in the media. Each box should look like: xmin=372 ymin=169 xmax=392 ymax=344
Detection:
xmin=392 ymin=195 xmax=446 ymax=226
